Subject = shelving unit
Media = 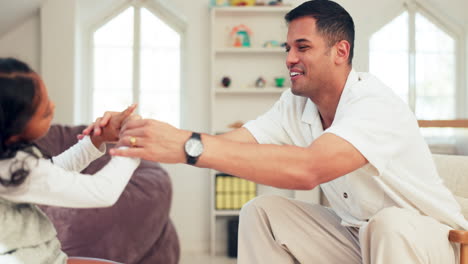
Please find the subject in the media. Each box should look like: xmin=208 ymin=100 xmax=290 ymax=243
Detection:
xmin=215 ymin=47 xmax=285 ymax=53
xmin=209 ymin=5 xmax=320 ymax=257
xmin=215 ymin=87 xmax=287 ymax=94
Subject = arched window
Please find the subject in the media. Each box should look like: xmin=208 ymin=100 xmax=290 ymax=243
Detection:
xmin=92 ymin=1 xmax=183 ymax=127
xmin=369 ymin=1 xmax=460 ymax=121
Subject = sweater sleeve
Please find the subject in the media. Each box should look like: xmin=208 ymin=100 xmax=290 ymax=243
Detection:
xmin=0 ymin=148 xmax=140 ymax=208
xmin=51 ymin=136 xmax=106 ymax=172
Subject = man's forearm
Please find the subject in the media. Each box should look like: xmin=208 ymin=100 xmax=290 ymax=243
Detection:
xmin=197 ymin=134 xmax=319 ymax=190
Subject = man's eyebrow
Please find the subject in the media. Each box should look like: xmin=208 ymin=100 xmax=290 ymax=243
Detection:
xmin=285 ymin=38 xmax=312 ymax=48
xmin=295 ymin=38 xmax=311 ymax=44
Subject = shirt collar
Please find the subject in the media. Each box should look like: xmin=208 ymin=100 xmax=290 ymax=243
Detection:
xmin=301 ymin=69 xmax=359 ymax=125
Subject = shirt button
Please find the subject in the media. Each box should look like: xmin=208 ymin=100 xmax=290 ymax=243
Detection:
xmin=343 ymin=192 xmax=348 ymax=199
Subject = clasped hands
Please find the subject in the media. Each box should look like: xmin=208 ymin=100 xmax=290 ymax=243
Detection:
xmin=79 ymin=104 xmax=191 ymax=164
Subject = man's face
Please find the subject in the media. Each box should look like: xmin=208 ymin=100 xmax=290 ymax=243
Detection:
xmin=285 ymin=16 xmax=334 ymax=97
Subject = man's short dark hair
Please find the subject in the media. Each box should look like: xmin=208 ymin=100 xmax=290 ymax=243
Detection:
xmin=285 ymin=0 xmax=355 ymax=65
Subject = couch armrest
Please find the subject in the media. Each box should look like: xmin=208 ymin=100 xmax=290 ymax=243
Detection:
xmin=449 ymin=230 xmax=468 ymax=244
xmin=450 ymin=230 xmax=468 ymax=264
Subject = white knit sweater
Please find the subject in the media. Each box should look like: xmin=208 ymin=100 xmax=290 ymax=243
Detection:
xmin=0 ymin=198 xmax=66 ymax=264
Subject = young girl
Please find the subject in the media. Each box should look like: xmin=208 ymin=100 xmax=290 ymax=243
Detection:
xmin=0 ymin=57 xmax=139 ymax=264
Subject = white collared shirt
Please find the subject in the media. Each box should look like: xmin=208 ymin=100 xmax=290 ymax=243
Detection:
xmin=244 ymin=69 xmax=468 ymax=230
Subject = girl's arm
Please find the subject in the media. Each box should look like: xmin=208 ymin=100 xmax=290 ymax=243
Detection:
xmin=51 ymin=136 xmax=106 ymax=172
xmin=0 ymin=149 xmax=140 ymax=208
xmin=52 ymin=105 xmax=139 ymax=172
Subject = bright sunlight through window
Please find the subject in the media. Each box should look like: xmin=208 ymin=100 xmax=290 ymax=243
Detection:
xmin=369 ymin=11 xmax=456 ymax=120
xmin=93 ymin=6 xmax=181 ymax=127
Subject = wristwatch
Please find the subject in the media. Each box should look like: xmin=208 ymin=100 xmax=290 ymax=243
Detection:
xmin=184 ymin=132 xmax=204 ymax=165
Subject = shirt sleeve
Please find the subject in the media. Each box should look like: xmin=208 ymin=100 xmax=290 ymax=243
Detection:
xmin=0 ymin=148 xmax=140 ymax=208
xmin=324 ymin=94 xmax=418 ymax=175
xmin=243 ymin=90 xmax=295 ymax=145
xmin=51 ymin=136 xmax=106 ymax=172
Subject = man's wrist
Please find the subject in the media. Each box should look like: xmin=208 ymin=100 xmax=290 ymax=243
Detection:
xmin=184 ymin=132 xmax=204 ymax=165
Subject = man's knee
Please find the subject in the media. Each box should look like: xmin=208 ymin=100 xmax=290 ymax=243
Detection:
xmin=366 ymin=207 xmax=416 ymax=241
xmin=240 ymin=195 xmax=290 ymax=220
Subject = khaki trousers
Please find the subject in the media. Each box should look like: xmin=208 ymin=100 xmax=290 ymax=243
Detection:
xmin=238 ymin=195 xmax=459 ymax=264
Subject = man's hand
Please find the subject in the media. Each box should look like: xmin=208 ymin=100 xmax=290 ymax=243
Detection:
xmin=78 ymin=104 xmax=138 ymax=147
xmin=110 ymin=119 xmax=191 ymax=164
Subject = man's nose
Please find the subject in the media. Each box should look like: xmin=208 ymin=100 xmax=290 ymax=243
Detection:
xmin=286 ymin=49 xmax=299 ymax=68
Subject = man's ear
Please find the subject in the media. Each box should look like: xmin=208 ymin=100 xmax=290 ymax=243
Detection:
xmin=334 ymin=40 xmax=350 ymax=65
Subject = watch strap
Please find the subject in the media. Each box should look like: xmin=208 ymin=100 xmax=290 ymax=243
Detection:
xmin=187 ymin=155 xmax=198 ymax=165
xmin=191 ymin=132 xmax=201 ymax=140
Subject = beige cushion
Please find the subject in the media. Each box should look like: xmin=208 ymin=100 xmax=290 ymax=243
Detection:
xmin=454 ymin=196 xmax=468 ymax=220
xmin=433 ymin=154 xmax=468 ymax=219
xmin=433 ymin=154 xmax=468 ymax=198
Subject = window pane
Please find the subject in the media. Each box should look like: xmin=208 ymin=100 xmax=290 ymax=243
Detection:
xmin=369 ymin=12 xmax=409 ymax=103
xmin=93 ymin=7 xmax=134 ymax=118
xmin=414 ymin=13 xmax=455 ymax=119
xmin=140 ymin=8 xmax=181 ymax=127
xmin=93 ymin=90 xmax=133 ymax=119
xmin=139 ymin=91 xmax=180 ymax=125
xmin=93 ymin=48 xmax=133 ymax=90
xmin=94 ymin=8 xmax=134 ymax=46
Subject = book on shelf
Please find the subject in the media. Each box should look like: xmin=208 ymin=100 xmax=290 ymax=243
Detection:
xmin=215 ymin=173 xmax=257 ymax=210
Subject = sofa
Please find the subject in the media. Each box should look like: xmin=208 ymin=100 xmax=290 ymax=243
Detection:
xmin=433 ymin=154 xmax=468 ymax=264
xmin=433 ymin=154 xmax=468 ymax=220
xmin=34 ymin=124 xmax=180 ymax=264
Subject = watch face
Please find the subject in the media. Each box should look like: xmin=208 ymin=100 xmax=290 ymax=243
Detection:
xmin=185 ymin=138 xmax=204 ymax=157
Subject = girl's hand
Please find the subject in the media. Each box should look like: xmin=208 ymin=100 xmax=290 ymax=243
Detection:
xmin=78 ymin=104 xmax=138 ymax=147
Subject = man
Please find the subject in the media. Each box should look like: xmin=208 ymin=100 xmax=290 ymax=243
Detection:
xmin=87 ymin=0 xmax=466 ymax=263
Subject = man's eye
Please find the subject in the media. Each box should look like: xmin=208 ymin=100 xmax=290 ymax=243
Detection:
xmin=298 ymin=46 xmax=308 ymax=50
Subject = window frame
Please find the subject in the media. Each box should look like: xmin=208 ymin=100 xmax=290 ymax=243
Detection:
xmin=369 ymin=0 xmax=465 ymax=119
xmin=83 ymin=0 xmax=186 ymax=125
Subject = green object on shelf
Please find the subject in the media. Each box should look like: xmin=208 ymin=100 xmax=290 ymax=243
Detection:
xmin=238 ymin=30 xmax=250 ymax=47
xmin=275 ymin=77 xmax=285 ymax=87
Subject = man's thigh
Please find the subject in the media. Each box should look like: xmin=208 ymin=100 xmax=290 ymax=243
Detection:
xmin=239 ymin=195 xmax=362 ymax=263
xmin=360 ymin=207 xmax=458 ymax=264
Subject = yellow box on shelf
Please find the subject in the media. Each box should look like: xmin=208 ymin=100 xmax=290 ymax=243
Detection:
xmin=230 ymin=0 xmax=255 ymax=6
xmin=215 ymin=172 xmax=257 ymax=210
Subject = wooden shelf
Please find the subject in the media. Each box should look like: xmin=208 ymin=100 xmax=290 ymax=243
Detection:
xmin=214 ymin=210 xmax=240 ymax=216
xmin=215 ymin=87 xmax=288 ymax=94
xmin=211 ymin=6 xmax=292 ymax=13
xmin=215 ymin=47 xmax=285 ymax=54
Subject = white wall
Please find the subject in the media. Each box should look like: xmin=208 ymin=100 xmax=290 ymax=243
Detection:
xmin=158 ymin=1 xmax=212 ymax=254
xmin=41 ymin=0 xmax=78 ymax=124
xmin=1 ymin=0 xmax=468 ymax=255
xmin=0 ymin=14 xmax=40 ymax=72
